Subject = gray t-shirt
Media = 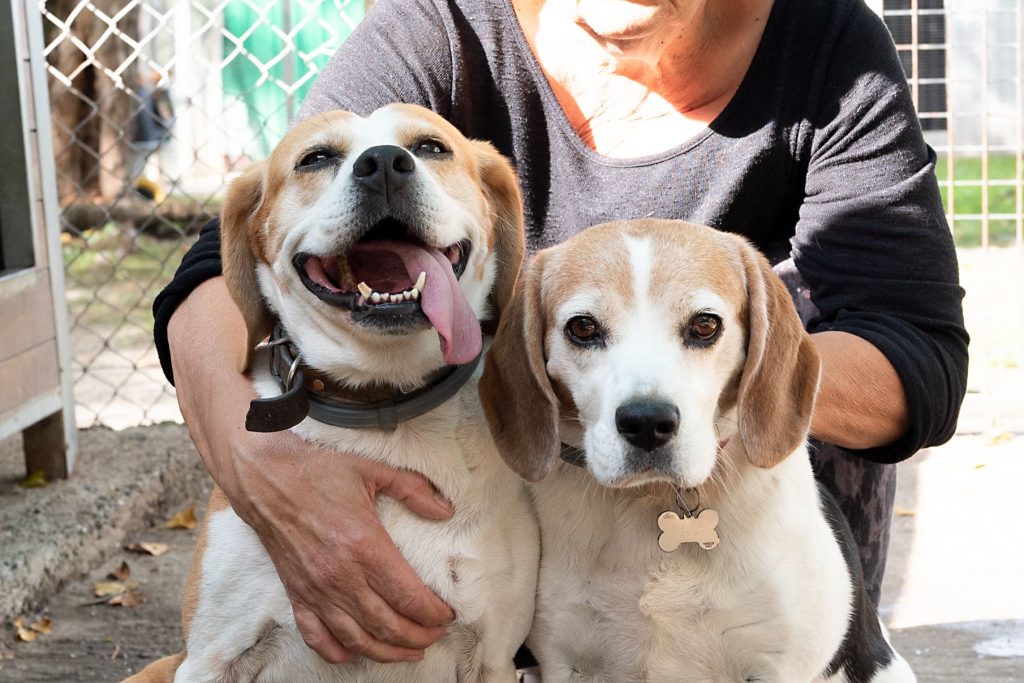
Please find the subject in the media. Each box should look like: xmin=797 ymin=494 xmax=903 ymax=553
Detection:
xmin=299 ymin=0 xmax=967 ymax=464
xmin=156 ymin=0 xmax=967 ymax=465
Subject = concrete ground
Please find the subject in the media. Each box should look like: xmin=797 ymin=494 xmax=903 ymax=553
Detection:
xmin=1 ymin=417 xmax=1022 ymax=681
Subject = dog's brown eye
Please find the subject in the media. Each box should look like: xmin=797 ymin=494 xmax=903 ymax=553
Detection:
xmin=413 ymin=138 xmax=450 ymax=157
xmin=296 ymin=148 xmax=340 ymax=170
xmin=565 ymin=316 xmax=604 ymax=347
xmin=687 ymin=313 xmax=721 ymax=344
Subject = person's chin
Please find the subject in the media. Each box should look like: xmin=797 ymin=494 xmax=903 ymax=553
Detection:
xmin=575 ymin=0 xmax=677 ymax=42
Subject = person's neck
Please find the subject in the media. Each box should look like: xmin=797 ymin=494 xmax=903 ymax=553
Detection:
xmin=512 ymin=0 xmax=774 ymax=156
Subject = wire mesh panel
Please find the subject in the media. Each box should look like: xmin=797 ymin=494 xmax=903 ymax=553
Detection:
xmin=881 ymin=0 xmax=1024 ymax=422
xmin=40 ymin=0 xmax=366 ymax=428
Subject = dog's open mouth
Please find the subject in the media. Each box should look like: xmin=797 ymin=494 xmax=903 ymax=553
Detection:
xmin=294 ymin=218 xmax=479 ymax=364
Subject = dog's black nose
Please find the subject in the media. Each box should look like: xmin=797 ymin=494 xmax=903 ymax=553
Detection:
xmin=352 ymin=145 xmax=415 ymax=197
xmin=616 ymin=400 xmax=680 ymax=452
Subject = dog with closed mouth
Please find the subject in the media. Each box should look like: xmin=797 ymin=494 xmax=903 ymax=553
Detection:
xmin=130 ymin=104 xmax=538 ymax=683
xmin=481 ymin=219 xmax=915 ymax=683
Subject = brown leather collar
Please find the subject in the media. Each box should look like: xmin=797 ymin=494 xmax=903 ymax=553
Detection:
xmin=245 ymin=325 xmax=482 ymax=433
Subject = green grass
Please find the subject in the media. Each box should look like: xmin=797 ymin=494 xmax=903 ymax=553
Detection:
xmin=63 ymin=223 xmax=191 ymax=336
xmin=935 ymin=154 xmax=1022 ymax=247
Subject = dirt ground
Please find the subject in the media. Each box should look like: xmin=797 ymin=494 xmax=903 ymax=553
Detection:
xmin=0 ymin=495 xmax=209 ymax=682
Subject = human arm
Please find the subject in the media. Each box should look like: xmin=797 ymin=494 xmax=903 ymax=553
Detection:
xmin=809 ymin=330 xmax=908 ymax=450
xmin=794 ymin=4 xmax=968 ymax=462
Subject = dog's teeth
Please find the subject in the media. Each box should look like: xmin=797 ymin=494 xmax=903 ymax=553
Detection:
xmin=414 ymin=272 xmax=426 ymax=292
xmin=370 ymin=292 xmax=381 ymax=303
xmin=357 ymin=282 xmax=372 ymax=298
xmin=410 ymin=288 xmax=419 ymax=300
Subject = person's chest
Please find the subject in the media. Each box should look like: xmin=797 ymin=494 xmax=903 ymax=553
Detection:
xmin=515 ymin=130 xmax=802 ymax=255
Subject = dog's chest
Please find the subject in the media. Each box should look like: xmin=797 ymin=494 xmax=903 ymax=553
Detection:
xmin=530 ymin=471 xmax=805 ymax=682
xmin=254 ymin=365 xmax=532 ymax=618
xmin=539 ymin=544 xmax=793 ymax=681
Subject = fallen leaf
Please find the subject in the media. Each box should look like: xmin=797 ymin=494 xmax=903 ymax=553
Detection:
xmin=988 ymin=432 xmax=1013 ymax=446
xmin=894 ymin=506 xmax=917 ymax=517
xmin=91 ymin=575 xmax=146 ymax=607
xmin=165 ymin=506 xmax=197 ymax=530
xmin=108 ymin=561 xmax=131 ymax=582
xmin=20 ymin=470 xmax=48 ymax=489
xmin=124 ymin=542 xmax=169 ymax=557
xmin=93 ymin=581 xmax=127 ymax=598
xmin=30 ymin=617 xmax=52 ymax=636
xmin=108 ymin=587 xmax=145 ymax=608
xmin=13 ymin=618 xmax=36 ymax=642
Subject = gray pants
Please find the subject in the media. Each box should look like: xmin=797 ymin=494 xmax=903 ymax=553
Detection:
xmin=774 ymin=256 xmax=897 ymax=606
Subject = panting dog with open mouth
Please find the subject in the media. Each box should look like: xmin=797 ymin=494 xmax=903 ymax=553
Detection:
xmin=129 ymin=104 xmax=539 ymax=683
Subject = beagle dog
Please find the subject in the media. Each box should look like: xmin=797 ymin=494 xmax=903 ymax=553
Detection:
xmin=481 ymin=220 xmax=914 ymax=683
xmin=131 ymin=105 xmax=539 ymax=682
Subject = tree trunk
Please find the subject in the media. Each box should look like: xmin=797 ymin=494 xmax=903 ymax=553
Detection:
xmin=44 ymin=0 xmax=141 ymax=207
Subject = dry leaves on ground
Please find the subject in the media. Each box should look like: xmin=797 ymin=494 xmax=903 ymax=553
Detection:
xmin=124 ymin=541 xmax=170 ymax=556
xmin=91 ymin=562 xmax=146 ymax=608
xmin=109 ymin=561 xmax=131 ymax=581
xmin=165 ymin=506 xmax=197 ymax=530
xmin=19 ymin=470 xmax=48 ymax=489
xmin=988 ymin=432 xmax=1014 ymax=446
xmin=13 ymin=617 xmax=52 ymax=642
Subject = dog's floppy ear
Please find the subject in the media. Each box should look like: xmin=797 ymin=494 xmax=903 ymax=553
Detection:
xmin=472 ymin=140 xmax=526 ymax=324
xmin=736 ymin=241 xmax=821 ymax=468
xmin=480 ymin=252 xmax=561 ymax=481
xmin=221 ymin=161 xmax=274 ymax=372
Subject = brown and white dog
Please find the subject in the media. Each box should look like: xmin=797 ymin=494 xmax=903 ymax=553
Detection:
xmin=131 ymin=105 xmax=538 ymax=682
xmin=481 ymin=219 xmax=915 ymax=683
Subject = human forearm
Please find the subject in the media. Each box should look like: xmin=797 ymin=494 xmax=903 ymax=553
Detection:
xmin=809 ymin=330 xmax=909 ymax=450
xmin=167 ymin=276 xmax=255 ymax=497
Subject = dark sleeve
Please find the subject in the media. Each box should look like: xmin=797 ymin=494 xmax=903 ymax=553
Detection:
xmin=794 ymin=5 xmax=969 ymax=463
xmin=152 ymin=0 xmax=456 ymax=384
xmin=152 ymin=218 xmax=222 ymax=385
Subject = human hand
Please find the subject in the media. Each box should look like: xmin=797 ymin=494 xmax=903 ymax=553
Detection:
xmin=226 ymin=432 xmax=457 ymax=663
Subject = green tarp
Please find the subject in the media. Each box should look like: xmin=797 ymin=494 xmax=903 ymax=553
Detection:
xmin=222 ymin=1 xmax=365 ymax=156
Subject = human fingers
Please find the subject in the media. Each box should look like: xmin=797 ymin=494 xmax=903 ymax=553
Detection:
xmin=291 ymin=601 xmax=355 ymax=665
xmin=361 ymin=528 xmax=456 ymax=629
xmin=318 ymin=602 xmax=428 ymax=663
xmin=370 ymin=462 xmax=454 ymax=521
xmin=343 ymin=585 xmax=448 ymax=650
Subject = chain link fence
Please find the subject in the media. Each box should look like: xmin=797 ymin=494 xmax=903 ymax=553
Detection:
xmin=42 ymin=0 xmax=1023 ymax=430
xmin=42 ymin=0 xmax=367 ymax=428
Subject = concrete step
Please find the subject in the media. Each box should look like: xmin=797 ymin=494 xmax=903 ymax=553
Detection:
xmin=0 ymin=424 xmax=209 ymax=621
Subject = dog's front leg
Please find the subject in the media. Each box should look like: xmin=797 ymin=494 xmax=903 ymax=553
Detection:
xmin=178 ymin=506 xmax=294 ymax=682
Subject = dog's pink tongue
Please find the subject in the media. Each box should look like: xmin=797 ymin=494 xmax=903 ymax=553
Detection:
xmin=370 ymin=241 xmax=481 ymax=365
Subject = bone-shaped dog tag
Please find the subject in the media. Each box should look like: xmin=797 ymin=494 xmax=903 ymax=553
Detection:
xmin=658 ymin=509 xmax=720 ymax=552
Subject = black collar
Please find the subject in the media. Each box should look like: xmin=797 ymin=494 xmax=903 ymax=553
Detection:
xmin=245 ymin=326 xmax=482 ymax=433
